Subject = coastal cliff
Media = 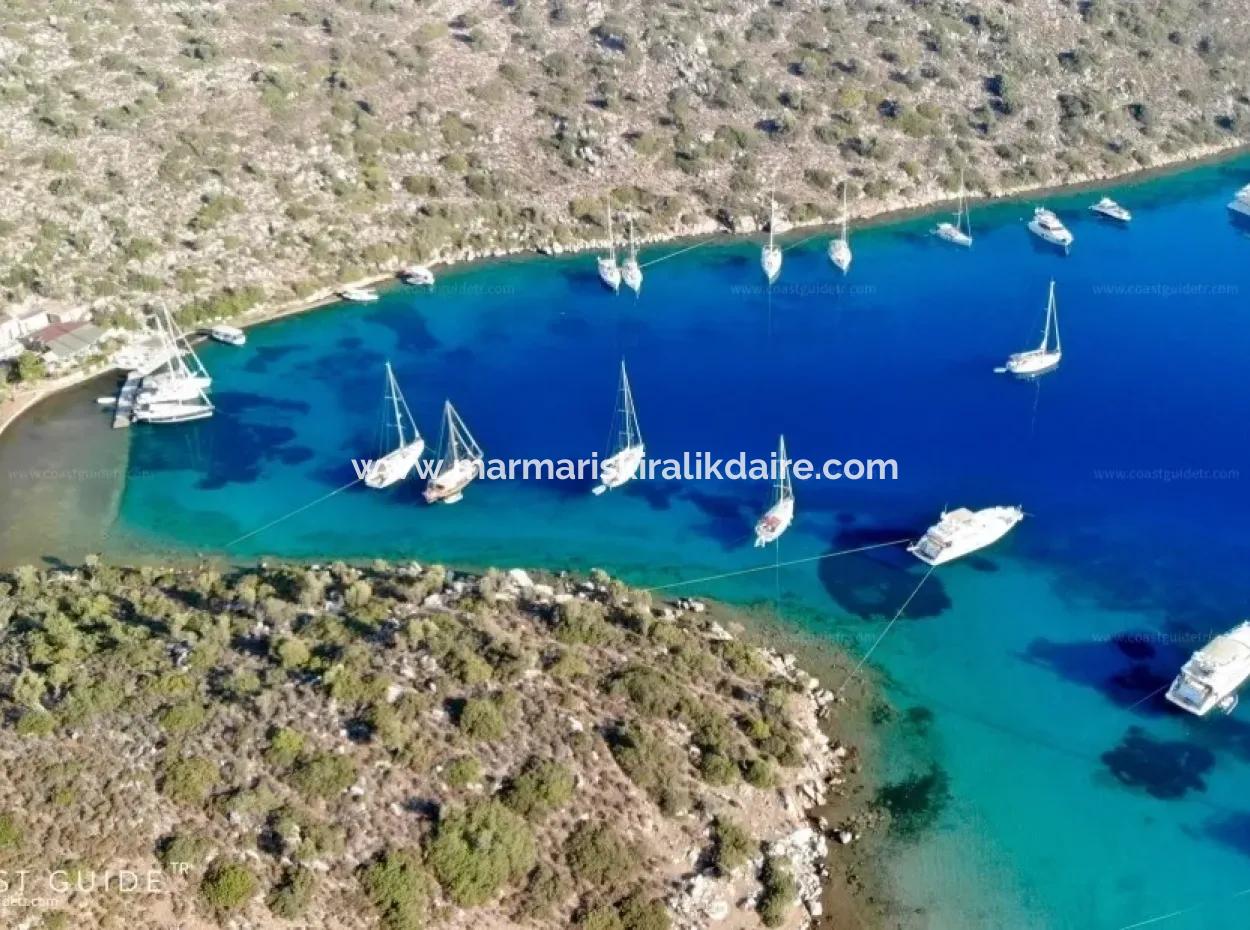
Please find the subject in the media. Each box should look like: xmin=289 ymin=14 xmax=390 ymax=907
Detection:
xmin=0 ymin=560 xmax=880 ymax=929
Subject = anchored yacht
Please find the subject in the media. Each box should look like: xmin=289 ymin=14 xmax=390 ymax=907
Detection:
xmin=1166 ymin=622 xmax=1250 ymax=716
xmin=363 ymin=362 xmax=425 ymax=490
xmin=597 ymin=204 xmax=621 ymax=292
xmin=401 ymin=265 xmax=435 ymax=286
xmin=621 ymin=216 xmax=643 ymax=295
xmin=934 ymin=169 xmax=973 ymax=247
xmin=761 ymin=192 xmax=782 ymax=284
xmin=592 ymin=360 xmax=645 ymax=495
xmin=1090 ymin=197 xmax=1131 ymax=223
xmin=998 ymin=281 xmax=1062 ymax=378
xmin=753 ymin=435 xmax=794 ymax=547
xmin=134 ymin=307 xmax=214 ymax=424
xmin=423 ymin=400 xmax=484 ymax=504
xmin=1228 ymin=184 xmax=1250 ymax=218
xmin=340 ymin=287 xmax=379 ymax=302
xmin=1028 ymin=207 xmax=1074 ymax=252
xmin=828 ymin=182 xmax=852 ymax=273
xmin=909 ymin=506 xmax=1024 ymax=566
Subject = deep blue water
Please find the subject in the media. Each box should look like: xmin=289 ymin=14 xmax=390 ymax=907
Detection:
xmin=104 ymin=157 xmax=1250 ymax=928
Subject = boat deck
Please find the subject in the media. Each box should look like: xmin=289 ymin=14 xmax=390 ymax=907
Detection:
xmin=112 ymin=371 xmax=143 ymax=429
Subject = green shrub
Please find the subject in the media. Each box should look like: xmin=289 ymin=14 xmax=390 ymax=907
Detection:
xmin=757 ymin=855 xmax=796 ymax=927
xmin=159 ymin=756 xmax=219 ymax=806
xmin=268 ymin=866 xmax=315 ymax=919
xmin=0 ymin=813 xmax=21 ymax=850
xmin=457 ymin=697 xmax=506 ymax=741
xmin=428 ymin=800 xmax=535 ymax=906
xmin=444 ymin=756 xmax=481 ymax=789
xmin=698 ymin=751 xmax=739 ymax=786
xmin=200 ymin=860 xmax=258 ymax=914
xmin=158 ymin=700 xmax=207 ymax=736
xmin=265 ymin=727 xmax=306 ymax=769
xmin=156 ymin=831 xmax=210 ymax=871
xmin=516 ymin=863 xmax=568 ymax=920
xmin=608 ymin=726 xmax=683 ymax=805
xmin=618 ymin=889 xmax=671 ymax=930
xmin=711 ymin=817 xmax=753 ymax=874
xmin=564 ymin=821 xmax=637 ymax=891
xmin=360 ymin=849 xmax=436 ymax=930
xmin=743 ymin=757 xmax=776 ymax=789
xmin=579 ymin=905 xmax=624 ymax=930
xmin=502 ymin=758 xmax=574 ymax=819
xmin=290 ymin=751 xmax=357 ymax=800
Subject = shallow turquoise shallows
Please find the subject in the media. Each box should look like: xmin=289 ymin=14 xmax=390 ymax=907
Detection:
xmin=24 ymin=156 xmax=1250 ymax=928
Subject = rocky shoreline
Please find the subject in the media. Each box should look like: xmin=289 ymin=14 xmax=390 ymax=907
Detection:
xmin=3 ymin=138 xmax=1246 ymax=447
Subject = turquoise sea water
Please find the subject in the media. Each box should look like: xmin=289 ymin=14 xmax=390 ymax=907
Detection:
xmin=7 ymin=157 xmax=1250 ymax=928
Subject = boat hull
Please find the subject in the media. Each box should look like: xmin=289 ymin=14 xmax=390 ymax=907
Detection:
xmin=908 ymin=506 xmax=1023 ymax=566
xmin=1229 ymin=199 xmax=1250 ymax=218
xmin=754 ymin=498 xmax=795 ymax=547
xmin=934 ymin=223 xmax=972 ymax=247
xmin=1006 ymin=350 xmax=1061 ymax=378
xmin=135 ymin=401 xmax=214 ymax=424
xmin=424 ymin=458 xmax=481 ymax=504
xmin=598 ymin=258 xmax=621 ymax=292
xmin=828 ymin=239 xmax=852 ymax=272
xmin=622 ymin=261 xmax=642 ymax=294
xmin=761 ymin=247 xmax=782 ymax=283
xmin=364 ymin=440 xmax=426 ymax=489
xmin=594 ymin=444 xmax=645 ymax=495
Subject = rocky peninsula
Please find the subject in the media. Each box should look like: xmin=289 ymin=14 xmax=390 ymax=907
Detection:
xmin=0 ymin=560 xmax=892 ymax=929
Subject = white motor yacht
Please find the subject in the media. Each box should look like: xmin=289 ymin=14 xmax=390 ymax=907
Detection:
xmin=909 ymin=506 xmax=1024 ymax=566
xmin=401 ymin=265 xmax=435 ymax=286
xmin=1028 ymin=207 xmax=1074 ymax=252
xmin=207 ymin=324 xmax=246 ymax=346
xmin=1089 ymin=197 xmax=1131 ymax=222
xmin=1228 ymin=183 xmax=1250 ymax=218
xmin=340 ymin=287 xmax=379 ymax=302
xmin=1166 ymin=622 xmax=1250 ymax=716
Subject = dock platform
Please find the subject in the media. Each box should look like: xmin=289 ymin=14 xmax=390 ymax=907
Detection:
xmin=112 ymin=372 xmax=142 ymax=428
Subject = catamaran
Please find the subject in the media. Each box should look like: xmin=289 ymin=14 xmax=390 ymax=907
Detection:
xmin=363 ymin=362 xmax=425 ymax=490
xmin=423 ymin=400 xmax=484 ymax=504
xmin=592 ymin=360 xmax=645 ymax=496
xmin=1089 ymin=197 xmax=1131 ymax=222
xmin=998 ymin=281 xmax=1062 ymax=378
xmin=597 ymin=205 xmax=621 ymax=292
xmin=340 ymin=286 xmax=379 ymax=302
xmin=1166 ymin=622 xmax=1250 ymax=716
xmin=1228 ymin=183 xmax=1250 ymax=218
xmin=761 ymin=192 xmax=782 ymax=284
xmin=828 ymin=182 xmax=853 ymax=272
xmin=401 ymin=265 xmax=435 ymax=286
xmin=1028 ymin=207 xmax=1074 ymax=252
xmin=909 ymin=506 xmax=1024 ymax=566
xmin=934 ymin=170 xmax=973 ymax=247
xmin=134 ymin=307 xmax=214 ymax=423
xmin=621 ymin=216 xmax=643 ymax=295
xmin=753 ymin=435 xmax=794 ymax=547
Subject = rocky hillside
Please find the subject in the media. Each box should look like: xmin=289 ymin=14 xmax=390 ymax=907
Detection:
xmin=0 ymin=560 xmax=863 ymax=929
xmin=0 ymin=0 xmax=1247 ymax=328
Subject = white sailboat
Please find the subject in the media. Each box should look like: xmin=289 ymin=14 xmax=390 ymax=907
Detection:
xmin=134 ymin=306 xmax=214 ymax=424
xmin=934 ymin=170 xmax=973 ymax=247
xmin=597 ymin=204 xmax=621 ymax=293
xmin=423 ymin=400 xmax=484 ymax=504
xmin=998 ymin=281 xmax=1062 ymax=378
xmin=828 ymin=182 xmax=853 ymax=271
xmin=621 ymin=216 xmax=643 ymax=295
xmin=753 ymin=435 xmax=795 ymax=547
xmin=592 ymin=360 xmax=645 ymax=496
xmin=761 ymin=192 xmax=782 ymax=284
xmin=363 ymin=362 xmax=425 ymax=490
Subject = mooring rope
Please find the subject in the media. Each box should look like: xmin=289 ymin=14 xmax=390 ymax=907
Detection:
xmin=1116 ymin=885 xmax=1250 ymax=929
xmin=835 ymin=563 xmax=937 ymax=696
xmin=644 ymin=537 xmax=912 ymax=593
xmin=223 ymin=477 xmax=363 ymax=549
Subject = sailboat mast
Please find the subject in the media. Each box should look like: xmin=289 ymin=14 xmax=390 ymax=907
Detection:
xmin=385 ymin=363 xmax=406 ymax=447
xmin=606 ymin=204 xmax=615 ymax=262
xmin=628 ymin=216 xmax=637 ymax=260
xmin=1049 ymin=282 xmax=1060 ymax=352
xmin=841 ymin=183 xmax=848 ymax=240
xmin=618 ymin=361 xmax=640 ymax=448
xmin=1040 ymin=281 xmax=1056 ymax=351
xmin=777 ymin=435 xmax=792 ymax=502
xmin=768 ymin=191 xmax=776 ymax=250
